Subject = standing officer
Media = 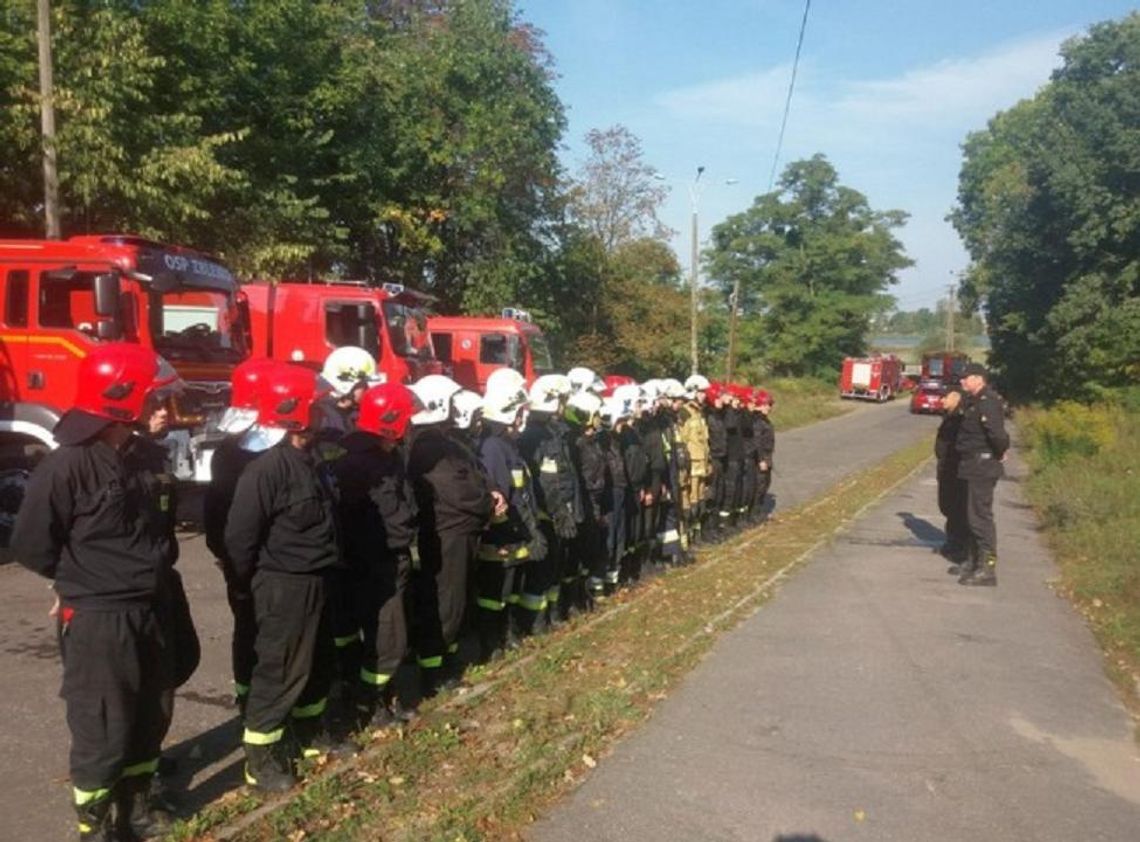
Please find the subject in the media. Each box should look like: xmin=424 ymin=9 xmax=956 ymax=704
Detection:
xmin=955 ymin=363 xmax=1009 ymax=586
xmin=407 ymin=375 xmax=494 ymax=696
xmin=11 ymin=344 xmax=182 ymax=841
xmin=704 ymin=383 xmax=728 ymax=543
xmin=225 ymin=364 xmax=349 ymax=793
xmin=679 ymin=375 xmax=711 ymax=546
xmin=935 ymin=390 xmax=969 ymax=567
xmin=205 ymin=359 xmax=286 ymax=713
xmin=753 ymin=389 xmax=775 ymax=524
xmin=332 ymin=383 xmax=419 ymax=727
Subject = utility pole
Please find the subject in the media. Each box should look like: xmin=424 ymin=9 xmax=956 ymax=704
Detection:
xmin=37 ymin=0 xmax=61 ymax=238
xmin=946 ymin=282 xmax=956 ymax=352
xmin=688 ymin=166 xmax=704 ymax=376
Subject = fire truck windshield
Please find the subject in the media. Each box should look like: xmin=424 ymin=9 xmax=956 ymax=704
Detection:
xmin=149 ymin=287 xmax=246 ymax=362
xmin=382 ymin=300 xmax=434 ymax=359
xmin=529 ymin=333 xmax=554 ymax=374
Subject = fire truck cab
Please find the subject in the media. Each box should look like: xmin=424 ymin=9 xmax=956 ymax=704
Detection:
xmin=0 ymin=235 xmax=248 ymax=509
xmin=839 ymin=354 xmax=903 ymax=402
xmin=242 ymin=280 xmax=441 ymax=384
xmin=428 ymin=309 xmax=554 ymax=392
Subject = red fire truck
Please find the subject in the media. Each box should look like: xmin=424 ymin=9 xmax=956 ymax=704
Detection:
xmin=242 ymin=280 xmax=441 ymax=384
xmin=921 ymin=351 xmax=969 ymax=385
xmin=838 ymin=354 xmax=903 ymax=401
xmin=0 ymin=235 xmax=248 ymax=533
xmin=427 ymin=309 xmax=554 ymax=392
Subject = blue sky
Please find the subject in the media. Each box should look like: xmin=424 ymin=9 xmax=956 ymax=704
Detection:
xmin=520 ymin=0 xmax=1138 ymax=310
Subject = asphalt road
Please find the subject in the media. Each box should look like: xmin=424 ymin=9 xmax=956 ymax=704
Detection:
xmin=533 ymin=438 xmax=1140 ymax=840
xmin=0 ymin=398 xmax=932 ymax=840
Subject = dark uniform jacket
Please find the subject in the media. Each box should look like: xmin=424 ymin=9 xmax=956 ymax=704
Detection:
xmin=569 ymin=426 xmax=609 ymax=522
xmin=741 ymin=411 xmax=758 ymax=462
xmin=224 ymin=441 xmax=341 ymax=585
xmin=601 ymin=428 xmax=629 ymax=491
xmin=620 ymin=423 xmax=650 ymax=495
xmin=724 ymin=408 xmax=744 ymax=462
xmin=12 ymin=439 xmax=173 ymax=609
xmin=640 ymin=415 xmax=667 ymax=495
xmin=122 ymin=434 xmax=179 ymax=564
xmin=203 ymin=436 xmax=262 ymax=570
xmin=935 ymin=408 xmax=963 ymax=476
xmin=479 ymin=428 xmax=546 ymax=562
xmin=407 ymin=425 xmax=494 ymax=537
xmin=754 ymin=414 xmax=775 ymax=468
xmin=333 ymin=432 xmax=417 ymax=568
xmin=955 ymin=385 xmax=1010 ymax=479
xmin=706 ymin=409 xmax=727 ymax=463
xmin=519 ymin=415 xmax=582 ymax=537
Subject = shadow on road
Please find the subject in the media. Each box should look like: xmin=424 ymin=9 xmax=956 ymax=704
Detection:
xmin=774 ymin=835 xmax=828 ymax=842
xmin=897 ymin=511 xmax=944 ymax=546
xmin=162 ymin=713 xmax=245 ymax=816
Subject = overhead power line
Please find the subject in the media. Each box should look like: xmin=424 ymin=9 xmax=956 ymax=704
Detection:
xmin=767 ymin=0 xmax=812 ymax=192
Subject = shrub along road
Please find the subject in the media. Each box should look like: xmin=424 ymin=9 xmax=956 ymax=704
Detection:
xmin=0 ymin=398 xmax=928 ymax=840
xmin=532 ymin=446 xmax=1140 ymax=841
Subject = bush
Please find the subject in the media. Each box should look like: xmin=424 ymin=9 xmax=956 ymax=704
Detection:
xmin=1022 ymin=401 xmax=1120 ymax=464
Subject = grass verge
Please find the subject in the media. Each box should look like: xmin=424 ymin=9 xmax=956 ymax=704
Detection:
xmin=1018 ymin=394 xmax=1140 ymax=724
xmin=176 ymin=436 xmax=932 ymax=842
xmin=769 ymin=376 xmax=852 ymax=430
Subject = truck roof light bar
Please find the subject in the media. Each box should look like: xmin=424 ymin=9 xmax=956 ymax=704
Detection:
xmin=502 ymin=307 xmax=531 ymax=322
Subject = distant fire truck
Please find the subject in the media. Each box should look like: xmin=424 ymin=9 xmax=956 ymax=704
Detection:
xmin=839 ymin=354 xmax=903 ymax=401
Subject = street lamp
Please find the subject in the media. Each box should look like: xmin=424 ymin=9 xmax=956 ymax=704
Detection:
xmin=687 ymin=170 xmax=738 ymax=375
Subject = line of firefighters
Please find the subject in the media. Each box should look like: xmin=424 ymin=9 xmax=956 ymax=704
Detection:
xmin=10 ymin=343 xmax=776 ymax=841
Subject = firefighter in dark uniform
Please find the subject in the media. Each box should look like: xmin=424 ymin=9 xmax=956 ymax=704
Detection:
xmin=566 ymin=390 xmax=609 ymax=596
xmin=753 ymin=389 xmax=775 ymax=524
xmin=739 ymin=390 xmax=759 ymax=525
xmin=617 ymin=386 xmax=651 ymax=580
xmin=332 ymin=383 xmax=419 ymax=727
xmin=476 ymin=375 xmax=547 ymax=657
xmin=407 ymin=375 xmax=494 ymax=696
xmin=954 ymin=363 xmax=1010 ymax=586
xmin=11 ymin=344 xmax=183 ymax=841
xmin=519 ymin=375 xmax=582 ymax=623
xmin=655 ymin=380 xmax=690 ymax=565
xmin=704 ymin=383 xmax=729 ymax=543
xmin=225 ymin=364 xmax=350 ymax=793
xmin=204 ymin=359 xmax=285 ymax=713
xmin=934 ymin=389 xmax=970 ymax=567
xmin=599 ymin=398 xmax=631 ymax=589
xmin=721 ymin=387 xmax=745 ymax=536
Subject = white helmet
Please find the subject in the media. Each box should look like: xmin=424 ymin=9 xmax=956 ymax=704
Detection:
xmin=601 ymin=396 xmax=630 ymax=427
xmin=321 ymin=346 xmax=382 ymax=397
xmin=565 ymin=390 xmax=602 ymax=427
xmin=640 ymin=379 xmax=663 ymax=402
xmin=684 ymin=374 xmax=710 ymax=396
xmin=486 ymin=367 xmax=526 ymax=396
xmin=660 ymin=378 xmax=686 ymax=399
xmin=483 ymin=380 xmax=529 ymax=426
xmin=528 ymin=373 xmax=572 ymax=413
xmin=451 ymin=389 xmax=483 ymax=431
xmin=567 ymin=366 xmax=605 ymax=394
xmin=409 ymin=374 xmax=462 ymax=426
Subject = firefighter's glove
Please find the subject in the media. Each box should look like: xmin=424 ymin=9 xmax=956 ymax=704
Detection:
xmin=553 ymin=508 xmax=578 ymax=541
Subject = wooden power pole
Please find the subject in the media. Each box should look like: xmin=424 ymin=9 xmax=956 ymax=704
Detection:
xmin=37 ymin=0 xmax=61 ymax=238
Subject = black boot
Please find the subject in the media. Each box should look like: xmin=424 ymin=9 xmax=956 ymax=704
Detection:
xmin=114 ymin=774 xmax=173 ymax=841
xmin=961 ymin=554 xmax=998 ymax=587
xmin=293 ymin=715 xmax=356 ymax=761
xmin=75 ymin=795 xmax=114 ymax=841
xmin=243 ymin=742 xmax=296 ymax=793
xmin=478 ymin=609 xmax=507 ymax=661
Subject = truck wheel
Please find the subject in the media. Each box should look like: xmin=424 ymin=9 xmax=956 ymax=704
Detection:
xmin=877 ymin=386 xmax=888 ymax=403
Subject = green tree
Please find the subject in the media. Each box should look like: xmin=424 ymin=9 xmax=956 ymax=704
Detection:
xmin=707 ymin=155 xmax=911 ymax=378
xmin=951 ymin=12 xmax=1140 ymax=400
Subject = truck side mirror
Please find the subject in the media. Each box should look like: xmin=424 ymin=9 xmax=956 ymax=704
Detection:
xmin=93 ymin=273 xmax=121 ymax=317
xmin=94 ymin=319 xmax=122 ymax=340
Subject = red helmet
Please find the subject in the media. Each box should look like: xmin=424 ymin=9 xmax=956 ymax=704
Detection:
xmin=357 ymin=382 xmax=418 ymax=440
xmin=220 ymin=358 xmax=284 ymax=434
xmin=256 ymin=364 xmax=322 ymax=431
xmin=755 ymin=389 xmax=773 ymax=407
xmin=73 ymin=343 xmax=179 ymax=423
xmin=602 ymin=374 xmax=636 ymax=398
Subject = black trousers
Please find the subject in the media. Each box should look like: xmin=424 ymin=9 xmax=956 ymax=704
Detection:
xmin=740 ymin=458 xmax=758 ymax=515
xmin=225 ymin=582 xmax=258 ymax=698
xmin=937 ymin=468 xmax=970 ymax=552
xmin=357 ymin=553 xmax=410 ymax=688
xmin=244 ymin=570 xmax=334 ymax=744
xmin=60 ymin=604 xmax=173 ymax=806
xmin=573 ymin=516 xmax=606 ymax=583
xmin=413 ymin=530 xmax=478 ymax=666
xmin=606 ymin=487 xmax=629 ymax=581
xmin=518 ymin=521 xmax=556 ymax=612
xmin=965 ymin=475 xmax=999 ymax=560
xmin=756 ymin=468 xmax=772 ymax=516
xmin=720 ymin=460 xmax=743 ymax=520
xmin=330 ymin=567 xmax=362 ymax=684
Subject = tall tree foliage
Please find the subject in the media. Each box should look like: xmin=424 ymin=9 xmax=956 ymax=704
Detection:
xmin=0 ymin=0 xmax=566 ymax=309
xmin=951 ymin=13 xmax=1140 ymax=400
xmin=707 ymin=155 xmax=910 ymax=378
